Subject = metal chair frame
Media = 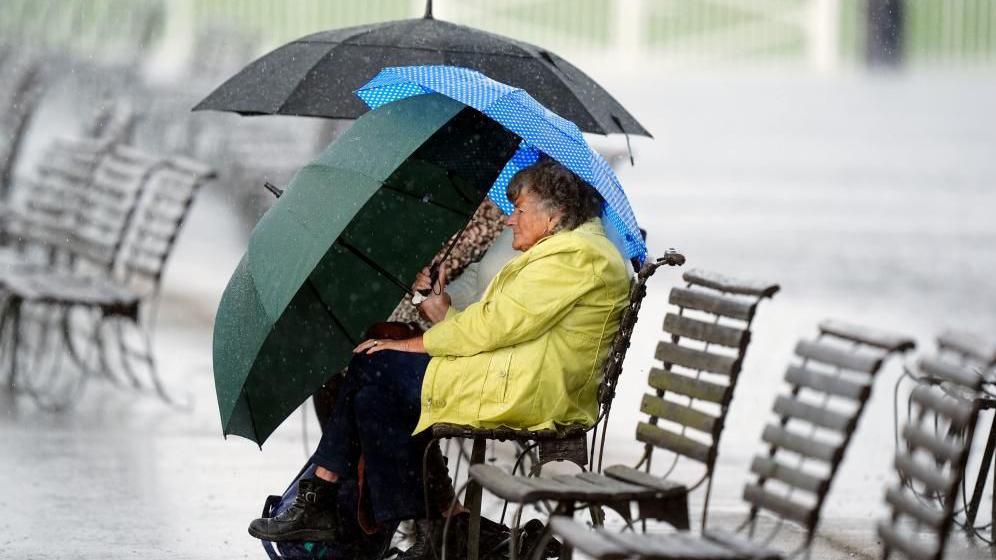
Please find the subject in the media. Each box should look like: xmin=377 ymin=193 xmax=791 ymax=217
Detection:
xmin=897 ymin=330 xmax=996 ymax=544
xmin=879 ymin=348 xmax=986 ymax=560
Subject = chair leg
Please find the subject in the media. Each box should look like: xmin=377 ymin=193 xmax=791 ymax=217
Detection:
xmin=0 ymin=298 xmax=13 ymax=389
xmin=7 ymin=300 xmax=23 ymax=392
xmin=61 ymin=306 xmax=104 ymax=376
xmin=94 ymin=317 xmax=143 ymax=388
xmin=106 ymin=315 xmax=184 ymax=406
xmin=115 ymin=318 xmax=155 ymax=387
xmin=701 ymin=471 xmax=715 ymax=531
xmin=22 ymin=306 xmax=90 ymax=411
xmin=26 ymin=305 xmax=60 ymax=379
xmin=560 ymin=503 xmax=575 ymax=560
xmin=466 ymin=437 xmax=486 ymax=560
xmin=965 ymin=411 xmax=996 ymax=529
xmin=510 ymin=502 xmax=525 ymax=560
xmin=23 ymin=305 xmax=75 ymax=396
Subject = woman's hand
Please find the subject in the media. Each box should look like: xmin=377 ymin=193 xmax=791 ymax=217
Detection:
xmin=417 ymin=263 xmax=450 ymax=323
xmin=412 ymin=267 xmax=433 ymax=293
xmin=353 ymin=336 xmax=425 ymax=354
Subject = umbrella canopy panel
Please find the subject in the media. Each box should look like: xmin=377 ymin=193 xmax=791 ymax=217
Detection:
xmin=194 ymin=17 xmax=649 ymax=137
xmin=214 ymin=93 xmax=520 ymax=444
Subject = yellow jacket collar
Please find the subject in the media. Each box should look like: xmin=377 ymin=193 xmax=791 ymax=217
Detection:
xmin=532 ymin=218 xmax=606 ymax=250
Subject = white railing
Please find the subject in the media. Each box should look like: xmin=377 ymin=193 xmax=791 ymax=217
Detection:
xmin=1 ymin=0 xmax=994 ymax=72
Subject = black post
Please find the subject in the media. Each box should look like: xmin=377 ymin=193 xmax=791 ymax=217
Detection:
xmin=866 ymin=0 xmax=905 ymax=68
xmin=965 ymin=409 xmax=996 ymax=528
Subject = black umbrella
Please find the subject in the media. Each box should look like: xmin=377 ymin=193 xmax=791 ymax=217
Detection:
xmin=193 ymin=1 xmax=649 ymax=138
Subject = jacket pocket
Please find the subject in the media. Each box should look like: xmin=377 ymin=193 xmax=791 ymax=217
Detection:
xmin=482 ymin=349 xmax=513 ymax=403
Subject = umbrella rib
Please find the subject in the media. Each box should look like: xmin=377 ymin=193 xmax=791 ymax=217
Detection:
xmin=443 ymin=171 xmax=479 ymax=206
xmin=305 ymin=278 xmax=359 ymax=347
xmin=379 ymin=184 xmax=472 ymax=218
xmin=275 ymin=23 xmax=403 ymax=114
xmin=334 ymin=239 xmax=414 ymax=297
xmin=241 ymin=387 xmax=262 ymax=445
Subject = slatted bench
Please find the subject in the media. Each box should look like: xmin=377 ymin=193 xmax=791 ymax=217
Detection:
xmin=0 ymin=147 xmax=214 ymax=408
xmin=468 ymin=268 xmax=780 ymax=558
xmin=879 ymin=357 xmax=985 ymax=560
xmin=0 ymin=142 xmax=163 ymax=399
xmin=903 ymin=330 xmax=996 ymax=544
xmin=549 ymin=321 xmax=915 ymax=560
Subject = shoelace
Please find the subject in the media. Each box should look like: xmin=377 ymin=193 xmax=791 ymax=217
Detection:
xmin=276 ymin=489 xmax=317 ymax=520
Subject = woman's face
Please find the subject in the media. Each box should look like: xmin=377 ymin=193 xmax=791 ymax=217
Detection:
xmin=507 ymin=188 xmax=560 ymax=251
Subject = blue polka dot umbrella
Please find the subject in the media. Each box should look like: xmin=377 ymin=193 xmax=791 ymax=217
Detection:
xmin=356 ymin=65 xmax=647 ymax=264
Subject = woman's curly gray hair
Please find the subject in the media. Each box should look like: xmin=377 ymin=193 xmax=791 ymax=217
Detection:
xmin=506 ymin=159 xmax=603 ymax=233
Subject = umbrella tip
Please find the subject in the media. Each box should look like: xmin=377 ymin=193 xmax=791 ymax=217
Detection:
xmin=424 ymin=0 xmax=434 ymax=19
xmin=264 ymin=181 xmax=285 ymax=198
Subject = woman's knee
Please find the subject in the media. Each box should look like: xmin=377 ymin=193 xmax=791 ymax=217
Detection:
xmin=350 ymin=351 xmax=427 ymax=390
xmin=354 ymin=386 xmax=421 ymax=432
xmin=347 ymin=352 xmax=394 ymax=384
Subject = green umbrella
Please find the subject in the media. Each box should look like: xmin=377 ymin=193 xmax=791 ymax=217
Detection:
xmin=213 ymin=93 xmax=519 ymax=444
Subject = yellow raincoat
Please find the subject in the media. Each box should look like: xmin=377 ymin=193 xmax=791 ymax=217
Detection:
xmin=415 ymin=218 xmax=630 ymax=434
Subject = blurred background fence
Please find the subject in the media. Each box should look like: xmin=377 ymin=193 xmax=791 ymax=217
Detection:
xmin=1 ymin=0 xmax=995 ymax=73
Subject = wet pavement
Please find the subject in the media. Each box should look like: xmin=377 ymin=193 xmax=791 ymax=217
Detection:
xmin=3 ymin=71 xmax=996 ymax=559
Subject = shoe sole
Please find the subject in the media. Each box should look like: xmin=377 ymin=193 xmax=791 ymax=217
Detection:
xmin=247 ymin=525 xmax=339 ymax=542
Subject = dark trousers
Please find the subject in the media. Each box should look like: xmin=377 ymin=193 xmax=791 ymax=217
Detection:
xmin=311 ymin=350 xmax=432 ymax=523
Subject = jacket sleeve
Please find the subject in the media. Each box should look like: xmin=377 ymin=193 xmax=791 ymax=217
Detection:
xmin=423 ymin=247 xmax=593 ymax=357
xmin=445 ymin=260 xmax=480 ymax=311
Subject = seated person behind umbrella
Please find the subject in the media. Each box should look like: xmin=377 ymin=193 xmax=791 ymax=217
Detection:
xmin=248 ymin=158 xmax=631 ymax=544
xmin=413 ymin=225 xmax=516 ymax=314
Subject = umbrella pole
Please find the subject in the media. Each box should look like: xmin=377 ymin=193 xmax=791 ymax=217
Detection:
xmin=422 ymin=217 xmax=475 ymax=296
xmin=612 ymin=116 xmax=635 ymax=166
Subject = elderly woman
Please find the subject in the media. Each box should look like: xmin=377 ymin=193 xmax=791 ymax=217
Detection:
xmin=248 ymin=159 xmax=630 ymax=544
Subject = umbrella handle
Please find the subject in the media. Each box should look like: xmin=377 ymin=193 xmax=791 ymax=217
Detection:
xmin=410 ymin=265 xmax=440 ymax=305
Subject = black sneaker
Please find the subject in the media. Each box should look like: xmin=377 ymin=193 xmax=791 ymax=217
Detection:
xmin=248 ymin=478 xmax=340 ymax=542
